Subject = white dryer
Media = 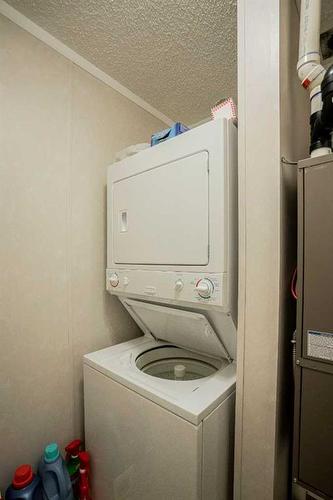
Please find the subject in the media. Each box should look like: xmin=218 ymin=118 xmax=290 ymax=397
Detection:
xmin=84 ymin=118 xmax=238 ymax=500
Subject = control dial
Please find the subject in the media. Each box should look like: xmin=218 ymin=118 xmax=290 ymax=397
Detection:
xmin=109 ymin=273 xmax=119 ymax=287
xmin=195 ymin=278 xmax=214 ymax=298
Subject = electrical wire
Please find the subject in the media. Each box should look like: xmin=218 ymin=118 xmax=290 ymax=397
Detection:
xmin=291 ymin=267 xmax=298 ymax=300
xmin=294 ymin=0 xmax=300 ymax=17
xmin=281 ymin=156 xmax=298 ymax=166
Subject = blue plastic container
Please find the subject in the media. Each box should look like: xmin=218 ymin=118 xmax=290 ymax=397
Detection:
xmin=38 ymin=443 xmax=73 ymax=500
xmin=5 ymin=464 xmax=43 ymax=500
xmin=151 ymin=122 xmax=189 ymax=146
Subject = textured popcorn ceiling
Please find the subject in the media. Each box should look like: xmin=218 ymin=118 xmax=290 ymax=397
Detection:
xmin=6 ymin=0 xmax=237 ymax=124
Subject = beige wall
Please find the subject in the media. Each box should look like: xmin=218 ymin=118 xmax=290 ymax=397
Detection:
xmin=0 ymin=14 xmax=164 ymax=489
xmin=235 ymin=0 xmax=308 ymax=498
xmin=276 ymin=0 xmax=309 ymax=497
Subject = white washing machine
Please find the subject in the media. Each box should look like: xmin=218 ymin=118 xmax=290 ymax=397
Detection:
xmin=84 ymin=118 xmax=238 ymax=500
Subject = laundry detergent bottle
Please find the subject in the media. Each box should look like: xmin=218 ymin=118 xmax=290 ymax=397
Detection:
xmin=5 ymin=464 xmax=43 ymax=500
xmin=38 ymin=443 xmax=73 ymax=500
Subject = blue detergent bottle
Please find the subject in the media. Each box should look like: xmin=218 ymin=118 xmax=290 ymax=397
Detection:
xmin=5 ymin=464 xmax=43 ymax=499
xmin=38 ymin=443 xmax=73 ymax=500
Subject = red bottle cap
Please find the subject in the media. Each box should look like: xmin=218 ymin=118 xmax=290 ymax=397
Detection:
xmin=79 ymin=451 xmax=90 ymax=469
xmin=65 ymin=439 xmax=82 ymax=457
xmin=13 ymin=465 xmax=33 ymax=489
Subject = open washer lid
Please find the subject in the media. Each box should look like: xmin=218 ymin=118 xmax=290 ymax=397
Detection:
xmin=121 ymin=299 xmax=232 ymax=361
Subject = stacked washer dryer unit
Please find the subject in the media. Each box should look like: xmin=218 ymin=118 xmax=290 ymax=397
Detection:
xmin=84 ymin=118 xmax=238 ymax=500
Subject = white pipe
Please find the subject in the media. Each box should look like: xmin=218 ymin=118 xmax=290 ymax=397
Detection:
xmin=297 ymin=0 xmax=325 ymax=104
xmin=310 ymin=147 xmax=331 ymax=157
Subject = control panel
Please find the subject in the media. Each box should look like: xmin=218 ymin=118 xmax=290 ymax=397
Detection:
xmin=106 ymin=269 xmax=226 ymax=308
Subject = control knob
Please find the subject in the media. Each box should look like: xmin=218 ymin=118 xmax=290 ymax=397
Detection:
xmin=109 ymin=273 xmax=119 ymax=287
xmin=175 ymin=279 xmax=184 ymax=292
xmin=195 ymin=278 xmax=214 ymax=298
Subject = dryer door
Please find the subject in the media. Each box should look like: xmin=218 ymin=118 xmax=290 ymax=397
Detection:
xmin=121 ymin=299 xmax=231 ymax=361
xmin=112 ymin=151 xmax=209 ymax=266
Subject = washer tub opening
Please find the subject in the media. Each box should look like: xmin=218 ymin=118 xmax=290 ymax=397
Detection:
xmin=135 ymin=346 xmax=223 ymax=381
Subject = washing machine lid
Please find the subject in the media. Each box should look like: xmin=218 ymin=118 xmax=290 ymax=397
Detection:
xmin=121 ymin=299 xmax=231 ymax=361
